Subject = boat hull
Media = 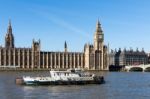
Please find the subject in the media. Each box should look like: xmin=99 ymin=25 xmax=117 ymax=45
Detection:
xmin=16 ymin=76 xmax=105 ymax=85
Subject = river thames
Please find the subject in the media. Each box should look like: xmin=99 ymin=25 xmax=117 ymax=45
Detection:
xmin=0 ymin=71 xmax=150 ymax=99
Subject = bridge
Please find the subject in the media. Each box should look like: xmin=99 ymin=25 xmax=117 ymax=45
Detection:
xmin=125 ymin=64 xmax=150 ymax=72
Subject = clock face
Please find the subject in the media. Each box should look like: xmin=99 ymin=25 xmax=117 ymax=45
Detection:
xmin=99 ymin=35 xmax=103 ymax=39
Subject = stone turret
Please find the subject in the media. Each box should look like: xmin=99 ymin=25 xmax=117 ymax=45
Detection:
xmin=5 ymin=20 xmax=14 ymax=48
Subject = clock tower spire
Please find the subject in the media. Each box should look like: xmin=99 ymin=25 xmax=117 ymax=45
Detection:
xmin=94 ymin=20 xmax=104 ymax=51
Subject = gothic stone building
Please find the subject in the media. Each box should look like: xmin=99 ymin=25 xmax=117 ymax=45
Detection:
xmin=109 ymin=48 xmax=148 ymax=66
xmin=0 ymin=20 xmax=108 ymax=70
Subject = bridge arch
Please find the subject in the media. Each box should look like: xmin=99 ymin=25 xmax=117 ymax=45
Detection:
xmin=129 ymin=67 xmax=143 ymax=72
xmin=144 ymin=67 xmax=150 ymax=72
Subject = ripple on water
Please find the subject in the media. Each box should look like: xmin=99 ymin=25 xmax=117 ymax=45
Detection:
xmin=0 ymin=71 xmax=150 ymax=99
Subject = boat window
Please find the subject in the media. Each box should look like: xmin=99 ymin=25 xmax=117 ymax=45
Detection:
xmin=71 ymin=70 xmax=75 ymax=73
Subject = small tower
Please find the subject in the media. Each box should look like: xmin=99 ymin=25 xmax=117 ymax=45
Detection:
xmin=32 ymin=39 xmax=41 ymax=68
xmin=32 ymin=39 xmax=40 ymax=51
xmin=5 ymin=20 xmax=14 ymax=48
xmin=64 ymin=41 xmax=68 ymax=52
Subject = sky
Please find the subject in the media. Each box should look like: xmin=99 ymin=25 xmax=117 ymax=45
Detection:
xmin=0 ymin=0 xmax=150 ymax=52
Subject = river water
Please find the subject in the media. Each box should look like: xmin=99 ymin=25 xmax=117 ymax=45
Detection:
xmin=0 ymin=71 xmax=150 ymax=99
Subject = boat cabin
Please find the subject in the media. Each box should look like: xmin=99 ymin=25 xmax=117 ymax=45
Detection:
xmin=50 ymin=71 xmax=80 ymax=78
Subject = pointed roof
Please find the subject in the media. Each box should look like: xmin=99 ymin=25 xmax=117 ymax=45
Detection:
xmin=9 ymin=19 xmax=11 ymax=27
xmin=7 ymin=19 xmax=12 ymax=34
xmin=64 ymin=41 xmax=67 ymax=48
xmin=95 ymin=19 xmax=103 ymax=33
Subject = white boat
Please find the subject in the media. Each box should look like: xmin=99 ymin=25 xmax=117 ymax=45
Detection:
xmin=16 ymin=69 xmax=104 ymax=85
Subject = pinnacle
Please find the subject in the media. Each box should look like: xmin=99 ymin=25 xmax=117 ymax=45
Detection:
xmin=96 ymin=19 xmax=103 ymax=33
xmin=9 ymin=19 xmax=11 ymax=27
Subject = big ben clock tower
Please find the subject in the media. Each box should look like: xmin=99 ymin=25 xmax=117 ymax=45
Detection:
xmin=94 ymin=20 xmax=104 ymax=51
xmin=93 ymin=20 xmax=105 ymax=70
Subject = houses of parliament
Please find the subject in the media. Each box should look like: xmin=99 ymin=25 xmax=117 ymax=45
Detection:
xmin=0 ymin=20 xmax=108 ymax=70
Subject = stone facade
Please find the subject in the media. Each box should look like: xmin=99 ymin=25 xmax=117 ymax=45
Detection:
xmin=109 ymin=48 xmax=148 ymax=66
xmin=0 ymin=20 xmax=108 ymax=70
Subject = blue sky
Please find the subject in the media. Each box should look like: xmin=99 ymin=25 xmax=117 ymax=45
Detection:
xmin=0 ymin=0 xmax=150 ymax=52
